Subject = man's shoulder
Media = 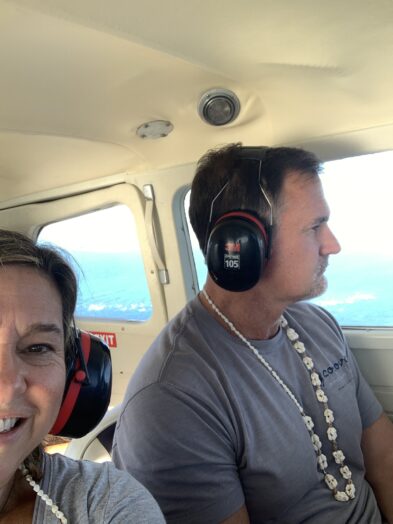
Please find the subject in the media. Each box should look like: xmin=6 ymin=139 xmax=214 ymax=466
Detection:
xmin=285 ymin=301 xmax=348 ymax=363
xmin=125 ymin=297 xmax=212 ymax=396
xmin=285 ymin=301 xmax=346 ymax=348
xmin=155 ymin=296 xmax=202 ymax=345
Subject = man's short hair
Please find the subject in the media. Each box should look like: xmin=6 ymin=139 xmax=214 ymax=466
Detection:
xmin=189 ymin=143 xmax=321 ymax=252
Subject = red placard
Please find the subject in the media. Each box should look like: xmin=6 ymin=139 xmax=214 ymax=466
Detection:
xmin=89 ymin=331 xmax=117 ymax=348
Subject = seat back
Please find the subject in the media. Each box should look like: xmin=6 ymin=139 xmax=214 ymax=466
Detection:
xmin=64 ymin=404 xmax=121 ymax=462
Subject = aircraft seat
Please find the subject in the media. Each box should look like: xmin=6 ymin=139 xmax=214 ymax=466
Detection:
xmin=64 ymin=404 xmax=121 ymax=462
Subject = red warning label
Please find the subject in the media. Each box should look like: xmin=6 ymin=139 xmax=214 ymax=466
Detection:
xmin=90 ymin=331 xmax=117 ymax=348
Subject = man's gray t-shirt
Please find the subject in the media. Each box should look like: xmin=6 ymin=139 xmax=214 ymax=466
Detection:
xmin=33 ymin=452 xmax=165 ymax=523
xmin=113 ymin=299 xmax=383 ymax=523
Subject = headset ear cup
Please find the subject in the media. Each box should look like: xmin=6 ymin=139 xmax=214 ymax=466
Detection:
xmin=206 ymin=212 xmax=268 ymax=292
xmin=50 ymin=331 xmax=112 ymax=438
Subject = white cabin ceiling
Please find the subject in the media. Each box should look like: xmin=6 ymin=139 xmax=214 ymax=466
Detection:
xmin=1 ymin=0 xmax=393 ymax=200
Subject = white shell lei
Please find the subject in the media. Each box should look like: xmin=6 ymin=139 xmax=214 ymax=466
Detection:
xmin=202 ymin=290 xmax=355 ymax=502
xmin=19 ymin=464 xmax=67 ymax=523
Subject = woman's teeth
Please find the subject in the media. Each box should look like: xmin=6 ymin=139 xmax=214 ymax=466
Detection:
xmin=0 ymin=418 xmax=18 ymax=433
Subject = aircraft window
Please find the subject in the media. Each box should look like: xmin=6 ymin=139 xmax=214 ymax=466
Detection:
xmin=38 ymin=205 xmax=152 ymax=322
xmin=184 ymin=150 xmax=393 ymax=327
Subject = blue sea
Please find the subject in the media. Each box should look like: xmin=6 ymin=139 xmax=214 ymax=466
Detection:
xmin=75 ymin=252 xmax=153 ymax=322
xmin=74 ymin=251 xmax=393 ymax=327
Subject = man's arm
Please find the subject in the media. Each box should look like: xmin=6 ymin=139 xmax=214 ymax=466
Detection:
xmin=362 ymin=413 xmax=393 ymax=523
xmin=221 ymin=505 xmax=250 ymax=524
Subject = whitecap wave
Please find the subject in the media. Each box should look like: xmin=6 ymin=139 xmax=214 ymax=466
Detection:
xmin=88 ymin=303 xmax=106 ymax=311
xmin=317 ymin=293 xmax=376 ymax=307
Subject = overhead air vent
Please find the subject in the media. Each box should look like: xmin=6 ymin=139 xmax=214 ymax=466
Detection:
xmin=198 ymin=88 xmax=240 ymax=126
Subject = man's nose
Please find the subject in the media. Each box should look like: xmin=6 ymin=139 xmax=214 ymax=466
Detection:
xmin=321 ymin=225 xmax=341 ymax=256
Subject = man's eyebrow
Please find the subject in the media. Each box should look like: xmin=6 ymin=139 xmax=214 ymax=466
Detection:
xmin=302 ymin=215 xmax=329 ymax=231
xmin=24 ymin=323 xmax=63 ymax=337
xmin=315 ymin=216 xmax=329 ymax=224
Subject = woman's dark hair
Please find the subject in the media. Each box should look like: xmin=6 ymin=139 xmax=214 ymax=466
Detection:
xmin=0 ymin=228 xmax=77 ymax=350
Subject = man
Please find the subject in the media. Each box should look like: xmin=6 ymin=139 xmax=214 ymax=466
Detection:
xmin=113 ymin=144 xmax=393 ymax=523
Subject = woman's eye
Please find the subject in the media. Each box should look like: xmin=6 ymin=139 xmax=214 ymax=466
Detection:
xmin=19 ymin=342 xmax=64 ymax=366
xmin=27 ymin=344 xmax=53 ymax=354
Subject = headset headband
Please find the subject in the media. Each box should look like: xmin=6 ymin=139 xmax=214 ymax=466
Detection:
xmin=50 ymin=331 xmax=91 ymax=435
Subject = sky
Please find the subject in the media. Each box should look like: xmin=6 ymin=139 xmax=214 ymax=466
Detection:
xmin=39 ymin=204 xmax=139 ymax=253
xmin=320 ymin=151 xmax=393 ymax=256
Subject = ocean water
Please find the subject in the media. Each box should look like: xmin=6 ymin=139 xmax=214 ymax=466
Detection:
xmin=75 ymin=252 xmax=152 ymax=322
xmin=311 ymin=255 xmax=393 ymax=326
xmin=193 ymin=252 xmax=393 ymax=327
xmin=74 ymin=250 xmax=393 ymax=327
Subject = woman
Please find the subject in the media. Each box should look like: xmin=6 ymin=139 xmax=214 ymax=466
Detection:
xmin=0 ymin=229 xmax=165 ymax=523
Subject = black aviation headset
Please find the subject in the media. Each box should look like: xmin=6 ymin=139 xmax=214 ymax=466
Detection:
xmin=204 ymin=147 xmax=273 ymax=292
xmin=50 ymin=329 xmax=112 ymax=439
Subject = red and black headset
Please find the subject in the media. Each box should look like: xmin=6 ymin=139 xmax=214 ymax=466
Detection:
xmin=204 ymin=147 xmax=273 ymax=292
xmin=50 ymin=328 xmax=112 ymax=439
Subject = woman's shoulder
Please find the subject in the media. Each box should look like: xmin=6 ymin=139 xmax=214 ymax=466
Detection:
xmin=45 ymin=451 xmax=130 ymax=483
xmin=41 ymin=453 xmax=164 ymax=523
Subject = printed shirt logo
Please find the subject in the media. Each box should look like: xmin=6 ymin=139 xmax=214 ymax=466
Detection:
xmin=318 ymin=357 xmax=348 ymax=386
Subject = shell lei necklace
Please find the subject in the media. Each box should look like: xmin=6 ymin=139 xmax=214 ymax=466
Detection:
xmin=19 ymin=464 xmax=67 ymax=523
xmin=202 ymin=289 xmax=355 ymax=502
